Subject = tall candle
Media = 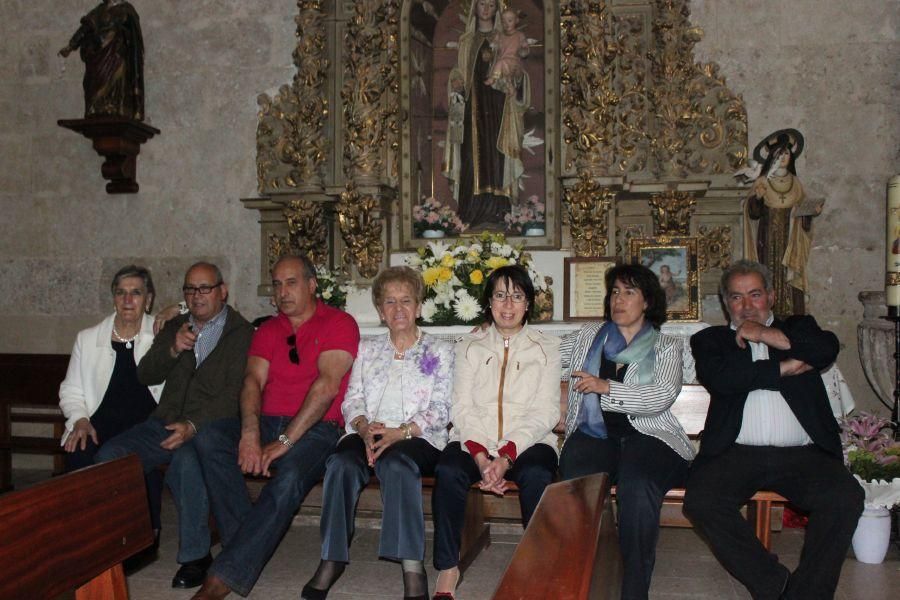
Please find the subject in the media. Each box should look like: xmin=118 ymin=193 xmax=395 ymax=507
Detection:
xmin=888 ymin=175 xmax=900 ymax=315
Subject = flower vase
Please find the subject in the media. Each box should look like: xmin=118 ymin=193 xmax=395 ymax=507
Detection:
xmin=422 ymin=229 xmax=446 ymax=239
xmin=523 ymin=227 xmax=545 ymax=237
xmin=851 ymin=506 xmax=892 ymax=564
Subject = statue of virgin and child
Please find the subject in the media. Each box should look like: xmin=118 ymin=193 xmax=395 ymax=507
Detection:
xmin=442 ymin=0 xmax=532 ymax=230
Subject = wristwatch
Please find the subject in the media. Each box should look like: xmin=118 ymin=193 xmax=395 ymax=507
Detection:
xmin=278 ymin=434 xmax=294 ymax=449
xmin=399 ymin=422 xmax=413 ymax=440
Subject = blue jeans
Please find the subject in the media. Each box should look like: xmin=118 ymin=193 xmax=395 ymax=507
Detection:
xmin=95 ymin=417 xmax=210 ymax=563
xmin=194 ymin=416 xmax=340 ymax=597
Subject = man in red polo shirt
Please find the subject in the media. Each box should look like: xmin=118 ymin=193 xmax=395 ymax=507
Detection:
xmin=192 ymin=254 xmax=359 ymax=599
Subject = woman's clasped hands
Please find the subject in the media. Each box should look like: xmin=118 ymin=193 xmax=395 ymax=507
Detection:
xmin=474 ymin=452 xmax=512 ymax=496
xmin=358 ymin=419 xmax=405 ymax=467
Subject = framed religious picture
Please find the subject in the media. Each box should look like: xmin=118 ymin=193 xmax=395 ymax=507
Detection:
xmin=563 ymin=257 xmax=620 ymax=321
xmin=628 ymin=237 xmax=700 ymax=322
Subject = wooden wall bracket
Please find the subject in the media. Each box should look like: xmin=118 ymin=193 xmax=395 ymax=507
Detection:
xmin=58 ymin=117 xmax=160 ymax=194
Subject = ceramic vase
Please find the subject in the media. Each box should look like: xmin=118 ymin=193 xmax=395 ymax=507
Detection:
xmin=422 ymin=229 xmax=446 ymax=239
xmin=851 ymin=506 xmax=892 ymax=564
xmin=523 ymin=227 xmax=545 ymax=237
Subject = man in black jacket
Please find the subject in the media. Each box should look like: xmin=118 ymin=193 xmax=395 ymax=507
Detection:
xmin=684 ymin=260 xmax=863 ymax=600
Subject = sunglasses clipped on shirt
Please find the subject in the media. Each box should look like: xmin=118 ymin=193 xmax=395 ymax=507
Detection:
xmin=287 ymin=334 xmax=299 ymax=364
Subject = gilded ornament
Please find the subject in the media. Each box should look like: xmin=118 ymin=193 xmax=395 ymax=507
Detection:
xmin=649 ymin=191 xmax=696 ymax=236
xmin=284 ymin=199 xmax=328 ymax=265
xmin=343 ymin=0 xmax=396 ymax=181
xmin=256 ymin=1 xmax=329 ymax=193
xmin=560 ymin=1 xmax=619 ymax=173
xmin=646 ymin=0 xmax=747 ymax=176
xmin=698 ymin=225 xmax=732 ymax=272
xmin=337 ymin=184 xmax=385 ymax=279
xmin=564 ymin=172 xmax=613 ymax=257
xmin=266 ymin=233 xmax=291 ymax=273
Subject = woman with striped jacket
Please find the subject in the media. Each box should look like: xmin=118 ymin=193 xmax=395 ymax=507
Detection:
xmin=559 ymin=263 xmax=694 ymax=600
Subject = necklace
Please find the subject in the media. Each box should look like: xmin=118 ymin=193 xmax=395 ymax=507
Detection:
xmin=112 ymin=324 xmax=138 ymax=349
xmin=389 ymin=328 xmax=422 ymax=360
xmin=768 ymin=174 xmax=794 ymax=199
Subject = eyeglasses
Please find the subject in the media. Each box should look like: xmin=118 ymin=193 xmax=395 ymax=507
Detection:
xmin=491 ymin=291 xmax=527 ymax=304
xmin=182 ymin=283 xmax=222 ymax=296
xmin=287 ymin=334 xmax=299 ymax=365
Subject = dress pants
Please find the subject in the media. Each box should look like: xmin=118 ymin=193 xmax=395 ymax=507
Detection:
xmin=193 ymin=417 xmax=340 ymax=597
xmin=683 ymin=444 xmax=864 ymax=600
xmin=559 ymin=428 xmax=689 ymax=600
xmin=320 ymin=434 xmax=440 ymax=563
xmin=95 ymin=417 xmax=209 ymax=563
xmin=432 ymin=441 xmax=557 ymax=571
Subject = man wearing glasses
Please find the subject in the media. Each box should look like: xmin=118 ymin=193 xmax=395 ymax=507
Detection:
xmin=97 ymin=262 xmax=254 ymax=588
xmin=191 ymin=254 xmax=359 ymax=600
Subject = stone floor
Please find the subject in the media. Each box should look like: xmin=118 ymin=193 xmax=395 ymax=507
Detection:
xmin=10 ymin=470 xmax=900 ymax=599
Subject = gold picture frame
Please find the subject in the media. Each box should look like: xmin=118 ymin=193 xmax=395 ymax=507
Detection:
xmin=628 ymin=236 xmax=700 ymax=322
xmin=563 ymin=257 xmax=620 ymax=321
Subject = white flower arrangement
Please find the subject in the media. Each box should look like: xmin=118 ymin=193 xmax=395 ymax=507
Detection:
xmin=315 ymin=265 xmax=354 ymax=310
xmin=406 ymin=232 xmax=549 ymax=325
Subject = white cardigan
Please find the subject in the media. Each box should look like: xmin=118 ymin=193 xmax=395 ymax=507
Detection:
xmin=58 ymin=312 xmax=163 ymax=444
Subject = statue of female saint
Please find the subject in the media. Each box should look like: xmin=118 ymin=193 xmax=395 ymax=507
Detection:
xmin=59 ymin=0 xmax=145 ymax=121
xmin=442 ymin=0 xmax=531 ymax=230
xmin=741 ymin=129 xmax=823 ymax=317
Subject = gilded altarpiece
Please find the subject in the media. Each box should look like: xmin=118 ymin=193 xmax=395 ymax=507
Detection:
xmin=243 ymin=0 xmax=750 ymax=300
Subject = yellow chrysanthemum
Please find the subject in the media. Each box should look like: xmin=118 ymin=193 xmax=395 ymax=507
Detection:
xmin=469 ymin=270 xmax=484 ymax=285
xmin=422 ymin=267 xmax=442 ymax=286
xmin=441 ymin=254 xmax=456 ymax=268
xmin=486 ymin=256 xmax=509 ymax=270
xmin=438 ymin=267 xmax=453 ymax=282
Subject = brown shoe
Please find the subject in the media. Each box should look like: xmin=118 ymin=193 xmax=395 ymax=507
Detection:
xmin=190 ymin=575 xmax=231 ymax=600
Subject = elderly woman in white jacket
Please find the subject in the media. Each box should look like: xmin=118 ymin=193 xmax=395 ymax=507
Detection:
xmin=431 ymin=265 xmax=561 ymax=600
xmin=558 ymin=263 xmax=694 ymax=600
xmin=303 ymin=267 xmax=453 ymax=600
xmin=59 ymin=265 xmax=164 ymax=527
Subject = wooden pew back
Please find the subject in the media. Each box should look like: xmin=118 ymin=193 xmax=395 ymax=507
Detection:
xmin=492 ymin=473 xmax=622 ymax=600
xmin=0 ymin=455 xmax=153 ymax=599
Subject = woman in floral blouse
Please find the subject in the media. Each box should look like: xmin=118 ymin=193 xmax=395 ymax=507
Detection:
xmin=302 ymin=267 xmax=454 ymax=600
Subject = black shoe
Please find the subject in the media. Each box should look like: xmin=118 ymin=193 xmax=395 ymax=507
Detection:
xmin=171 ymin=553 xmax=213 ymax=589
xmin=300 ymin=584 xmax=329 ymax=600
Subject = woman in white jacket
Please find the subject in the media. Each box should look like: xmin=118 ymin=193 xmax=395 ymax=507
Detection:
xmin=59 ymin=265 xmax=164 ymax=528
xmin=432 ymin=265 xmax=561 ymax=599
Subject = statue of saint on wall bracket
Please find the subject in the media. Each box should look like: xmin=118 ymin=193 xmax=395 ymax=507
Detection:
xmin=58 ymin=0 xmax=158 ymax=194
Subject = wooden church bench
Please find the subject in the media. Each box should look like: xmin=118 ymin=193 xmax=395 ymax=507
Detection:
xmin=0 ymin=455 xmax=154 ymax=599
xmin=0 ymin=353 xmax=70 ymax=491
